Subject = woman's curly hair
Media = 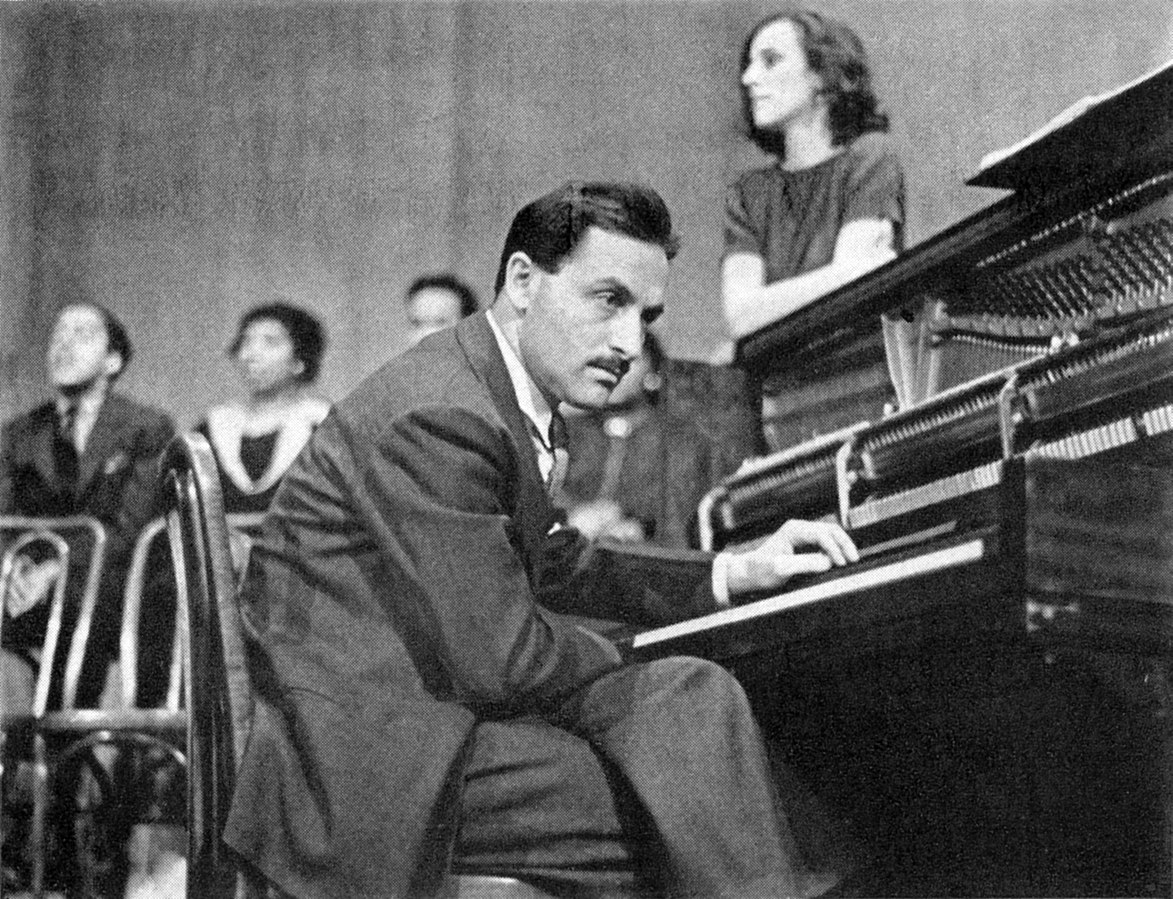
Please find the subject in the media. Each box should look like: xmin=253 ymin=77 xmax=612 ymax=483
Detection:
xmin=741 ymin=9 xmax=889 ymax=159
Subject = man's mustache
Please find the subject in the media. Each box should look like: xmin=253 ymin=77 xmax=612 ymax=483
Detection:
xmin=589 ymin=357 xmax=631 ymax=381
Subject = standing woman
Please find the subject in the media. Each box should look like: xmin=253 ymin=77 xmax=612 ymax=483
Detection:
xmin=199 ymin=302 xmax=329 ymax=514
xmin=723 ymin=10 xmax=905 ymax=448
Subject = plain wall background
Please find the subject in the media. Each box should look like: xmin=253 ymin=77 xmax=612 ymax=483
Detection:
xmin=2 ymin=1 xmax=1172 ymax=426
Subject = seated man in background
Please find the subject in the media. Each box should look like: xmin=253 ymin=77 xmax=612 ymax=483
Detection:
xmin=227 ymin=181 xmax=858 ymax=898
xmin=1 ymin=301 xmax=175 ymax=897
xmin=557 ymin=332 xmax=730 ymax=548
xmin=1 ymin=301 xmax=174 ymax=711
xmin=404 ymin=271 xmax=479 ymax=347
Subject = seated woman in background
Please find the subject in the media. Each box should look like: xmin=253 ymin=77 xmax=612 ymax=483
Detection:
xmin=198 ymin=302 xmax=329 ymax=514
xmin=122 ymin=302 xmax=327 ymax=899
xmin=723 ymin=10 xmax=905 ymax=449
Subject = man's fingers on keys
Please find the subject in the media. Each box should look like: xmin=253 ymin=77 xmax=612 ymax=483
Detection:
xmin=783 ymin=520 xmax=857 ymax=566
xmin=825 ymin=525 xmax=859 ymax=565
xmin=773 ymin=553 xmax=833 ymax=578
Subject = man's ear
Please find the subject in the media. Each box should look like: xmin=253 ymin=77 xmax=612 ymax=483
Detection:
xmin=103 ymin=351 xmax=124 ymax=379
xmin=503 ymin=251 xmax=536 ymax=312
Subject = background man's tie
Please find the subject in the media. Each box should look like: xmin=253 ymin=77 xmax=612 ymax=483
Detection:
xmin=54 ymin=399 xmax=79 ymax=496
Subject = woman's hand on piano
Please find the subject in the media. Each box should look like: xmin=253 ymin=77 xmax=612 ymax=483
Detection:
xmin=723 ymin=519 xmax=859 ymax=599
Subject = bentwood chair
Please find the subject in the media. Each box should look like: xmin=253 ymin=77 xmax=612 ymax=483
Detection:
xmin=161 ymin=434 xmax=249 ymax=899
xmin=37 ymin=515 xmax=187 ymax=897
xmin=0 ymin=514 xmax=107 ymax=897
xmin=161 ymin=432 xmax=555 ymax=899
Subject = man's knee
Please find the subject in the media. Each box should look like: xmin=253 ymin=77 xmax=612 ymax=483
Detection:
xmin=642 ymin=656 xmax=754 ymax=718
xmin=648 ymin=654 xmax=744 ymax=691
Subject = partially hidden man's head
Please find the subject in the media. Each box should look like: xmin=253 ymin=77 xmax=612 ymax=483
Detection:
xmin=405 ymin=273 xmax=479 ymax=347
xmin=493 ymin=182 xmax=678 ymax=412
xmin=48 ymin=301 xmax=133 ymax=391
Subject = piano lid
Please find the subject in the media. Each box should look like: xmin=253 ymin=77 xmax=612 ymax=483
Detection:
xmin=969 ymin=59 xmax=1173 ymax=192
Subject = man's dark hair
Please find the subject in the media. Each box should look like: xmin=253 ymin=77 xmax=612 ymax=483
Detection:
xmin=59 ymin=301 xmax=134 ymax=380
xmin=229 ymin=301 xmax=327 ymax=384
xmin=494 ymin=182 xmax=679 ymax=295
xmin=406 ymin=273 xmax=479 ymax=319
xmin=740 ymin=9 xmax=889 ymax=159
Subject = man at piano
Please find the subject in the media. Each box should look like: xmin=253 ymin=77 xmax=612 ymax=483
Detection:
xmin=224 ymin=181 xmax=862 ymax=899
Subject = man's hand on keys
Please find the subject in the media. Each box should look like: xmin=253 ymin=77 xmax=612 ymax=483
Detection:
xmin=726 ymin=519 xmax=859 ymax=597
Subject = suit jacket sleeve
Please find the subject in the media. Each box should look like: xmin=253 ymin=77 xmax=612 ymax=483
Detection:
xmin=535 ymin=528 xmax=717 ymax=626
xmin=337 ymin=404 xmax=625 ymax=715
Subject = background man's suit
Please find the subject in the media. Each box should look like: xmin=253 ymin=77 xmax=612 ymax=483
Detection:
xmin=226 ymin=312 xmax=810 ymax=898
xmin=1 ymin=391 xmax=174 ymax=706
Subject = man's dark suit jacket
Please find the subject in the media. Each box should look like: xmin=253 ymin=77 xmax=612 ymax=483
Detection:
xmin=1 ymin=389 xmax=175 ymax=708
xmin=1 ymin=391 xmax=175 ymax=696
xmin=227 ymin=312 xmax=722 ymax=898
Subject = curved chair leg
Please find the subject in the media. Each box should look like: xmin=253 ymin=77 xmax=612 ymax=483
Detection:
xmin=30 ymin=734 xmax=48 ymax=898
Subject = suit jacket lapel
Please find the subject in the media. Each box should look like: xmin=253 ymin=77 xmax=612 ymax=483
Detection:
xmin=29 ymin=405 xmax=60 ymax=490
xmin=454 ymin=313 xmax=553 ymax=563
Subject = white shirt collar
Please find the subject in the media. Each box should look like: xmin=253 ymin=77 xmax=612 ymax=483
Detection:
xmin=486 ymin=309 xmax=555 ymax=451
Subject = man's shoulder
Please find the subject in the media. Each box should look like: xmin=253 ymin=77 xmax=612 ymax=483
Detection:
xmin=335 ymin=338 xmax=498 ymax=437
xmin=104 ymin=392 xmax=175 ymax=433
xmin=2 ymin=401 xmax=54 ymax=439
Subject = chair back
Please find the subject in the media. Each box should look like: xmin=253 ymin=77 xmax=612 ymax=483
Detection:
xmin=120 ymin=511 xmax=264 ymax=712
xmin=161 ymin=432 xmax=251 ymax=899
xmin=0 ymin=515 xmax=108 ymax=714
xmin=117 ymin=516 xmax=183 ymax=710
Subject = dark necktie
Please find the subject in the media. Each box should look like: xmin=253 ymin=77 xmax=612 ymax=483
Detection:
xmin=547 ymin=411 xmax=570 ymax=497
xmin=54 ymin=401 xmax=79 ymax=497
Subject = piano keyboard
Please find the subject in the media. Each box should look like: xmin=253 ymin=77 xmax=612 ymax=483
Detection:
xmin=631 ymin=537 xmax=988 ymax=654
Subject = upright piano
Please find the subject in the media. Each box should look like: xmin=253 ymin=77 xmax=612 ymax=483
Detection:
xmin=633 ymin=63 xmax=1173 ymax=897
